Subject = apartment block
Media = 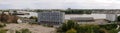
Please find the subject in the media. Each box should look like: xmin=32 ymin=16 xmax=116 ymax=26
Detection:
xmin=38 ymin=11 xmax=65 ymax=26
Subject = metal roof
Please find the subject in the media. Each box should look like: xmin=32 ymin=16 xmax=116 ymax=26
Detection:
xmin=70 ymin=17 xmax=94 ymax=20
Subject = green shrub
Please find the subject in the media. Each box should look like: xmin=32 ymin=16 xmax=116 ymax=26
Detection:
xmin=66 ymin=28 xmax=77 ymax=33
xmin=0 ymin=29 xmax=8 ymax=33
xmin=16 ymin=31 xmax=21 ymax=33
xmin=21 ymin=29 xmax=31 ymax=33
xmin=0 ymin=23 xmax=6 ymax=28
xmin=109 ymin=29 xmax=119 ymax=33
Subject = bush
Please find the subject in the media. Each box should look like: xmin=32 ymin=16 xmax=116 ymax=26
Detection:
xmin=109 ymin=29 xmax=119 ymax=33
xmin=66 ymin=28 xmax=77 ymax=33
xmin=0 ymin=23 xmax=6 ymax=28
xmin=99 ymin=24 xmax=117 ymax=30
xmin=57 ymin=20 xmax=120 ymax=33
xmin=117 ymin=16 xmax=120 ymax=21
xmin=57 ymin=20 xmax=80 ymax=33
xmin=16 ymin=28 xmax=32 ymax=33
xmin=21 ymin=29 xmax=32 ymax=33
xmin=16 ymin=31 xmax=20 ymax=33
xmin=0 ymin=29 xmax=8 ymax=33
xmin=29 ymin=16 xmax=38 ymax=22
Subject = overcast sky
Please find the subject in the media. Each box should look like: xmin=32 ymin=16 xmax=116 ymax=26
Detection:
xmin=0 ymin=0 xmax=120 ymax=9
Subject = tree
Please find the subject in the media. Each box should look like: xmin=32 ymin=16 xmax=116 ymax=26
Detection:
xmin=0 ymin=11 xmax=18 ymax=23
xmin=29 ymin=16 xmax=37 ymax=19
xmin=29 ymin=16 xmax=38 ymax=22
xmin=99 ymin=24 xmax=117 ymax=30
xmin=0 ymin=23 xmax=6 ymax=28
xmin=64 ymin=10 xmax=84 ymax=14
xmin=0 ymin=14 xmax=9 ymax=22
xmin=16 ymin=29 xmax=32 ymax=33
xmin=13 ymin=10 xmax=17 ymax=15
xmin=57 ymin=20 xmax=119 ymax=33
xmin=66 ymin=28 xmax=77 ymax=33
xmin=85 ymin=11 xmax=92 ymax=14
xmin=79 ymin=25 xmax=100 ymax=33
xmin=98 ymin=28 xmax=108 ymax=33
xmin=21 ymin=29 xmax=32 ymax=33
xmin=0 ymin=29 xmax=7 ymax=33
xmin=109 ymin=29 xmax=119 ymax=33
xmin=58 ymin=20 xmax=79 ymax=33
xmin=61 ymin=20 xmax=77 ymax=32
xmin=66 ymin=20 xmax=76 ymax=30
xmin=16 ymin=31 xmax=21 ymax=33
xmin=117 ymin=16 xmax=120 ymax=21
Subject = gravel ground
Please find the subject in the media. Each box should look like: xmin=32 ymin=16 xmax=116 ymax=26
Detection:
xmin=3 ymin=23 xmax=56 ymax=33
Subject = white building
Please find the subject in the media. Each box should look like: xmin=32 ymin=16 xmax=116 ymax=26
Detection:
xmin=70 ymin=17 xmax=94 ymax=22
xmin=38 ymin=11 xmax=65 ymax=25
xmin=65 ymin=14 xmax=106 ymax=20
xmin=106 ymin=14 xmax=117 ymax=21
xmin=9 ymin=11 xmax=38 ymax=18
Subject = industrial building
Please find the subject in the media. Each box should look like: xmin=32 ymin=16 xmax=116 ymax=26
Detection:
xmin=106 ymin=14 xmax=117 ymax=22
xmin=9 ymin=11 xmax=38 ymax=18
xmin=70 ymin=17 xmax=94 ymax=22
xmin=38 ymin=11 xmax=65 ymax=26
xmin=65 ymin=14 xmax=108 ymax=24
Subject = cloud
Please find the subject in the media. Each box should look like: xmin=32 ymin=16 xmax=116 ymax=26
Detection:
xmin=0 ymin=0 xmax=120 ymax=9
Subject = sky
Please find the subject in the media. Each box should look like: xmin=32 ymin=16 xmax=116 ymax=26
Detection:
xmin=0 ymin=0 xmax=120 ymax=9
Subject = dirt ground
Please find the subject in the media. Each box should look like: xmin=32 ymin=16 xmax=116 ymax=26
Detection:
xmin=3 ymin=23 xmax=56 ymax=33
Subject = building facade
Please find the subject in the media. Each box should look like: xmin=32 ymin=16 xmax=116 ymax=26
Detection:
xmin=70 ymin=17 xmax=94 ymax=22
xmin=38 ymin=11 xmax=65 ymax=25
xmin=106 ymin=14 xmax=117 ymax=21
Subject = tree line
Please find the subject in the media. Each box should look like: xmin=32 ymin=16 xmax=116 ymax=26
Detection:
xmin=57 ymin=20 xmax=119 ymax=33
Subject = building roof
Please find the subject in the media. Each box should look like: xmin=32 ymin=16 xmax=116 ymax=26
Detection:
xmin=65 ymin=14 xmax=106 ymax=20
xmin=70 ymin=17 xmax=94 ymax=20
